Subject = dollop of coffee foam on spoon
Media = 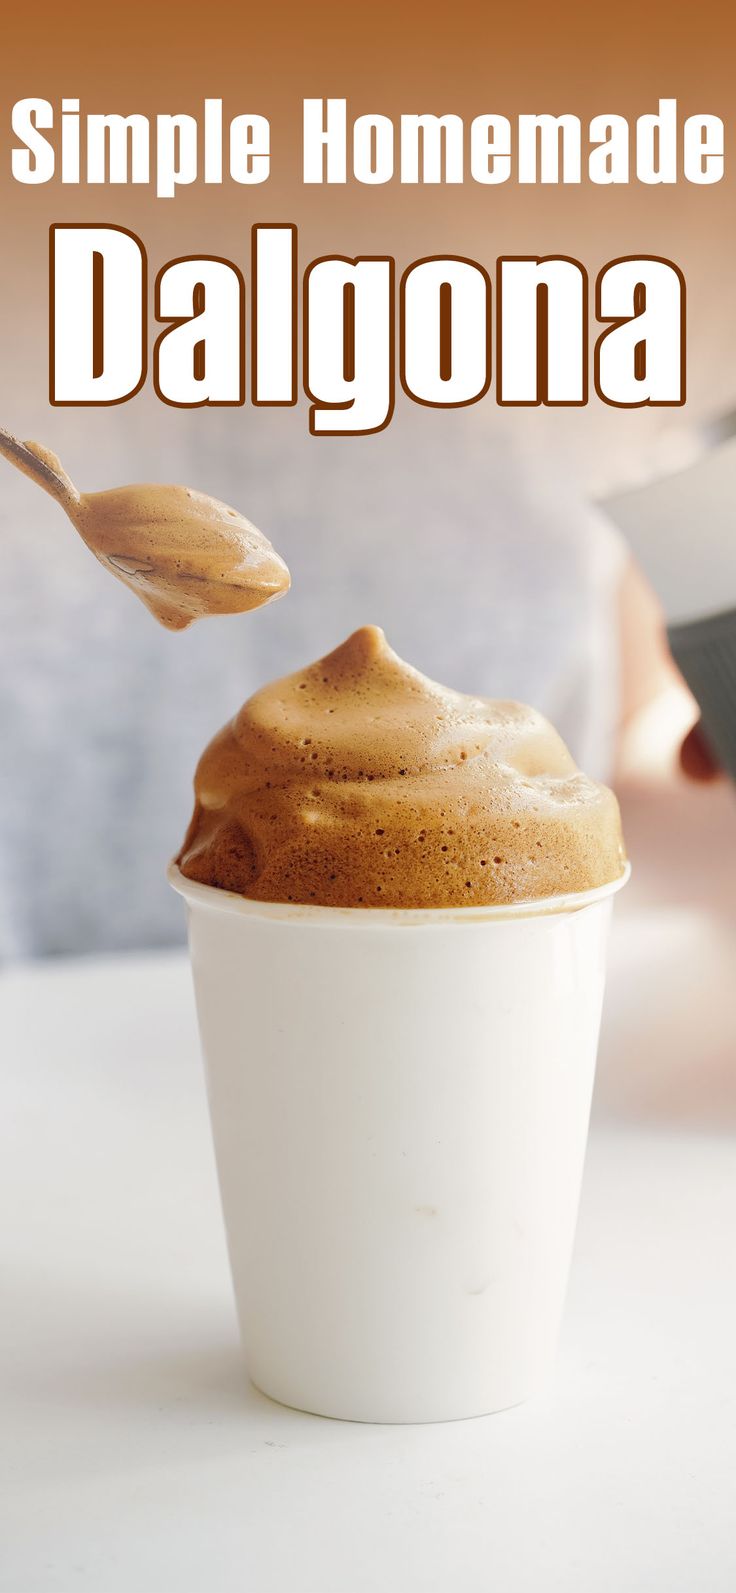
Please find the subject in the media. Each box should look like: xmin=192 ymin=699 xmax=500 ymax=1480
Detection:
xmin=178 ymin=624 xmax=626 ymax=907
xmin=0 ymin=429 xmax=289 ymax=629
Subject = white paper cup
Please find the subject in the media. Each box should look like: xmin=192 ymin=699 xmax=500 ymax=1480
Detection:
xmin=169 ymin=861 xmax=628 ymax=1424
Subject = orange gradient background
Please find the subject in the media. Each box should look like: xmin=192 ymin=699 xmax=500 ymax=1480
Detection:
xmin=1 ymin=0 xmax=734 ymax=460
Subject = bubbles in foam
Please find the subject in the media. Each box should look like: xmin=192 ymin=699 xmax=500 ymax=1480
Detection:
xmin=178 ymin=626 xmax=626 ymax=907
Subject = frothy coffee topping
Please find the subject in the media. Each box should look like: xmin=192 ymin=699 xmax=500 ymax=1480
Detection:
xmin=0 ymin=430 xmax=289 ymax=629
xmin=178 ymin=626 xmax=626 ymax=907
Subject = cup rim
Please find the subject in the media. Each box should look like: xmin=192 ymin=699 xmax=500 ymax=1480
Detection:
xmin=167 ymin=859 xmax=630 ymax=927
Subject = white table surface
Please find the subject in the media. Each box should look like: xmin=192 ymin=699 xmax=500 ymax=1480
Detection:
xmin=2 ymin=933 xmax=735 ymax=1593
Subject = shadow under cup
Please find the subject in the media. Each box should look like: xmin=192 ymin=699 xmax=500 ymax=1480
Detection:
xmin=169 ymin=862 xmax=629 ymax=1424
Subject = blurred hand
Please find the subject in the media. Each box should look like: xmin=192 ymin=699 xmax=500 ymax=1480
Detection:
xmin=618 ymin=557 xmax=725 ymax=784
xmin=679 ymin=721 xmax=721 ymax=782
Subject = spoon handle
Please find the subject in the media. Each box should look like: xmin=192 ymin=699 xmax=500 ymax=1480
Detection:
xmin=0 ymin=428 xmax=80 ymax=509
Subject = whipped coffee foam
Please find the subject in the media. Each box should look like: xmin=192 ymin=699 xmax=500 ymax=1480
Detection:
xmin=178 ymin=625 xmax=626 ymax=907
xmin=0 ymin=431 xmax=289 ymax=629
